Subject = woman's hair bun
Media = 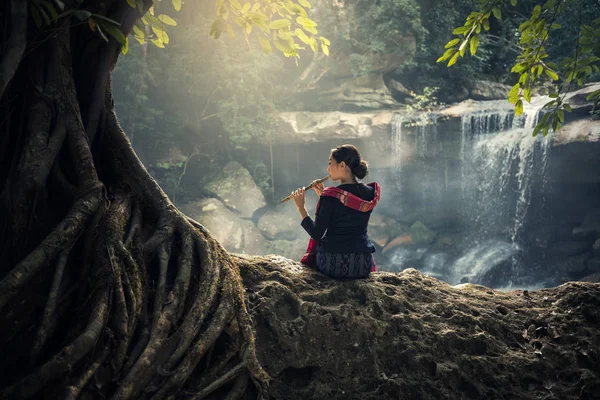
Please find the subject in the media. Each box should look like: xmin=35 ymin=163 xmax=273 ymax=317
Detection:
xmin=352 ymin=159 xmax=368 ymax=179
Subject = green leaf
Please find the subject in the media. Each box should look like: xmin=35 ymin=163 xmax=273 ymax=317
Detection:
xmin=492 ymin=7 xmax=501 ymax=20
xmin=242 ymin=3 xmax=251 ymax=13
xmin=322 ymin=43 xmax=329 ymax=56
xmin=452 ymin=26 xmax=468 ymax=35
xmin=445 ymin=38 xmax=460 ymax=49
xmin=298 ymin=0 xmax=311 ymax=8
xmin=532 ymin=5 xmax=541 ymax=20
xmin=524 ymin=87 xmax=531 ymax=102
xmin=269 ymin=19 xmax=291 ymax=29
xmin=436 ymin=48 xmax=454 ymax=63
xmin=296 ymin=16 xmax=317 ymax=28
xmin=515 ymin=99 xmax=524 ymax=116
xmin=40 ymin=1 xmax=59 ymax=21
xmin=508 ymin=83 xmax=520 ymax=104
xmin=551 ymin=23 xmax=561 ymax=29
xmin=469 ymin=35 xmax=478 ymax=56
xmin=482 ymin=19 xmax=490 ymax=31
xmin=102 ymin=24 xmax=127 ymax=45
xmin=258 ymin=36 xmax=272 ymax=54
xmin=158 ymin=14 xmax=177 ymax=26
xmin=545 ymin=69 xmax=559 ymax=81
xmin=172 ymin=0 xmax=182 ymax=11
xmin=563 ymin=104 xmax=572 ymax=112
xmin=122 ymin=37 xmax=129 ymax=54
xmin=127 ymin=0 xmax=136 ymax=7
xmin=447 ymin=51 xmax=460 ymax=67
xmin=511 ymin=0 xmax=517 ymax=6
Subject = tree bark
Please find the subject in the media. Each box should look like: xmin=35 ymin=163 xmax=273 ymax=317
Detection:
xmin=0 ymin=1 xmax=269 ymax=398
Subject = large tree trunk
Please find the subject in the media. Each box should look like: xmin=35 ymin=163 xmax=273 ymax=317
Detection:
xmin=0 ymin=1 xmax=268 ymax=398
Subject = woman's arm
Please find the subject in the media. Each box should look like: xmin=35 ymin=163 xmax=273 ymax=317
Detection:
xmin=300 ymin=197 xmax=333 ymax=240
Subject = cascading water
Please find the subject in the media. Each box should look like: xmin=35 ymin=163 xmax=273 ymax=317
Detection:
xmin=386 ymin=101 xmax=554 ymax=288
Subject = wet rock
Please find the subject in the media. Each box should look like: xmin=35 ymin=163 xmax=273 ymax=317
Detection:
xmin=368 ymin=214 xmax=405 ymax=248
xmin=551 ymin=241 xmax=591 ymax=257
xmin=552 ymin=253 xmax=592 ymax=277
xmin=205 ymin=161 xmax=267 ymax=219
xmin=409 ymin=221 xmax=436 ymax=245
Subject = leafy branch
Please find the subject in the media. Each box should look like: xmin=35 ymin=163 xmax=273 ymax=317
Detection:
xmin=439 ymin=0 xmax=600 ymax=136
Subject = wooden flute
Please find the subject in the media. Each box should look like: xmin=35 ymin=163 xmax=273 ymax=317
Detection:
xmin=280 ymin=175 xmax=330 ymax=203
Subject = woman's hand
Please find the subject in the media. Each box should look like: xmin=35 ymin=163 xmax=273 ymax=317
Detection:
xmin=291 ymin=188 xmax=305 ymax=209
xmin=312 ymin=180 xmax=325 ymax=197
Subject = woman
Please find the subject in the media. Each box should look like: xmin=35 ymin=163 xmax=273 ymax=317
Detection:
xmin=291 ymin=144 xmax=380 ymax=279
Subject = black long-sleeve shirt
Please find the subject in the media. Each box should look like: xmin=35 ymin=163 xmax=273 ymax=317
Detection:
xmin=301 ymin=183 xmax=376 ymax=254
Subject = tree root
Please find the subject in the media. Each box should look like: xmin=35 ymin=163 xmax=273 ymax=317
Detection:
xmin=0 ymin=12 xmax=271 ymax=400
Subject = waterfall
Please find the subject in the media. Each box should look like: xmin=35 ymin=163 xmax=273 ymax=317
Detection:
xmin=461 ymin=105 xmax=551 ymax=242
xmin=391 ymin=114 xmax=403 ymax=212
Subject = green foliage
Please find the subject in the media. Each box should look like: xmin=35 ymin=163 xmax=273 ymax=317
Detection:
xmin=208 ymin=0 xmax=329 ymax=60
xmin=441 ymin=0 xmax=600 ymax=136
xmin=407 ymin=86 xmax=445 ymax=111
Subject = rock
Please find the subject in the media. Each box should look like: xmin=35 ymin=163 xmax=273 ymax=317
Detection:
xmin=409 ymin=221 xmax=436 ymax=245
xmin=257 ymin=205 xmax=301 ymax=241
xmin=368 ymin=214 xmax=405 ymax=248
xmin=276 ymin=111 xmax=377 ymax=143
xmin=551 ymin=241 xmax=591 ymax=257
xmin=469 ymin=80 xmax=512 ymax=101
xmin=572 ymin=208 xmax=600 ymax=237
xmin=552 ymin=253 xmax=592 ymax=276
xmin=382 ymin=234 xmax=414 ymax=255
xmin=204 ymin=161 xmax=267 ymax=219
xmin=562 ymin=82 xmax=600 ymax=112
xmin=300 ymin=73 xmax=398 ymax=111
xmin=554 ymin=119 xmax=600 ymax=146
xmin=440 ymin=98 xmax=514 ymax=118
xmin=265 ymin=237 xmax=309 ymax=261
xmin=180 ymin=198 xmax=268 ymax=255
xmin=580 ymin=272 xmax=600 ymax=283
xmin=386 ymin=78 xmax=412 ymax=101
xmin=586 ymin=258 xmax=600 ymax=274
xmin=234 ymin=254 xmax=600 ymax=399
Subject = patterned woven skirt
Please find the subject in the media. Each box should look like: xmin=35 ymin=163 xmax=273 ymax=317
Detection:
xmin=316 ymin=251 xmax=374 ymax=279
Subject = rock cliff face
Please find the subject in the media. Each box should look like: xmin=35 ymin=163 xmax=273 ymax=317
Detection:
xmin=234 ymin=255 xmax=600 ymax=400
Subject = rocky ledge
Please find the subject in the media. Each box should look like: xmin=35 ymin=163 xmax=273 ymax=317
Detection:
xmin=234 ymin=255 xmax=600 ymax=400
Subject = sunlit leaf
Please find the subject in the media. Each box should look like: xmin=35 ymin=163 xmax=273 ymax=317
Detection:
xmin=158 ymin=14 xmax=177 ymax=26
xmin=515 ymin=99 xmax=524 ymax=116
xmin=258 ymin=36 xmax=272 ymax=53
xmin=172 ymin=0 xmax=182 ymax=11
xmin=469 ymin=35 xmax=478 ymax=56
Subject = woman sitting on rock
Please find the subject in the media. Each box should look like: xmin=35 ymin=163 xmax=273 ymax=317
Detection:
xmin=291 ymin=144 xmax=380 ymax=278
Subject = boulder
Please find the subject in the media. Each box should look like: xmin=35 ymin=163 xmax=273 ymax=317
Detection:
xmin=409 ymin=221 xmax=436 ymax=245
xmin=368 ymin=214 xmax=405 ymax=248
xmin=382 ymin=235 xmax=414 ymax=255
xmin=180 ymin=198 xmax=268 ymax=255
xmin=265 ymin=237 xmax=309 ymax=261
xmin=235 ymin=254 xmax=600 ymax=400
xmin=552 ymin=253 xmax=592 ymax=276
xmin=469 ymin=80 xmax=512 ymax=101
xmin=276 ymin=111 xmax=376 ymax=143
xmin=386 ymin=78 xmax=412 ymax=101
xmin=554 ymin=119 xmax=600 ymax=146
xmin=258 ymin=204 xmax=302 ymax=241
xmin=204 ymin=161 xmax=267 ymax=219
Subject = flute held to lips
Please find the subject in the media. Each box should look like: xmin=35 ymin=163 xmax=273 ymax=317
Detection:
xmin=280 ymin=175 xmax=330 ymax=203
